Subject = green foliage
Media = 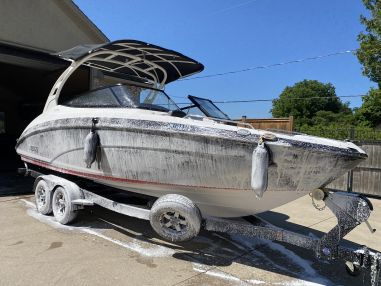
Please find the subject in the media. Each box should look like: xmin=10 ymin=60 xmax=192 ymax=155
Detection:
xmin=356 ymin=0 xmax=381 ymax=86
xmin=297 ymin=125 xmax=381 ymax=141
xmin=312 ymin=110 xmax=355 ymax=127
xmin=271 ymin=0 xmax=381 ymax=140
xmin=271 ymin=80 xmax=351 ymax=127
xmin=354 ymin=88 xmax=381 ymax=127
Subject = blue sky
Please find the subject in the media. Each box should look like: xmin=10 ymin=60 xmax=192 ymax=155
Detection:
xmin=74 ymin=0 xmax=375 ymax=118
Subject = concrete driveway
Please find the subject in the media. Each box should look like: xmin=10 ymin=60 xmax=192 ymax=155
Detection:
xmin=0 ymin=173 xmax=380 ymax=286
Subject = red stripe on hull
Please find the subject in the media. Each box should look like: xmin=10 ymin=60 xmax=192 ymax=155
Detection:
xmin=21 ymin=156 xmax=245 ymax=191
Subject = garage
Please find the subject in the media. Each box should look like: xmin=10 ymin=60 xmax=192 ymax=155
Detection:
xmin=0 ymin=0 xmax=108 ymax=170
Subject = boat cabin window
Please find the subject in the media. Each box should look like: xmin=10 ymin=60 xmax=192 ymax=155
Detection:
xmin=62 ymin=88 xmax=120 ymax=107
xmin=61 ymin=84 xmax=180 ymax=113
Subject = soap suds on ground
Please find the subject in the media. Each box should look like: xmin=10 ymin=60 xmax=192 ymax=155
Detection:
xmin=21 ymin=199 xmax=331 ymax=286
xmin=21 ymin=199 xmax=175 ymax=257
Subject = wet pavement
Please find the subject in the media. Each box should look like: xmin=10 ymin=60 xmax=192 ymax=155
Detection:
xmin=0 ymin=173 xmax=380 ymax=286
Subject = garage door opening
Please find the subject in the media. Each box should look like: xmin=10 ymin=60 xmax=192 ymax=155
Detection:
xmin=0 ymin=46 xmax=91 ymax=171
xmin=0 ymin=112 xmax=4 ymax=133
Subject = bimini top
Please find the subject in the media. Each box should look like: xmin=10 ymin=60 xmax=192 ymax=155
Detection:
xmin=55 ymin=39 xmax=204 ymax=86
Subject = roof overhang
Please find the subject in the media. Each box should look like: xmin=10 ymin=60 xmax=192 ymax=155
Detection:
xmin=0 ymin=42 xmax=69 ymax=71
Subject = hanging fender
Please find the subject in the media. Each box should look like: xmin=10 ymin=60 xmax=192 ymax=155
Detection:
xmin=84 ymin=118 xmax=99 ymax=168
xmin=251 ymin=137 xmax=270 ymax=198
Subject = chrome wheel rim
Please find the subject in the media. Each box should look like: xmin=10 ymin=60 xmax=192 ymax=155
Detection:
xmin=160 ymin=211 xmax=188 ymax=233
xmin=36 ymin=186 xmax=47 ymax=208
xmin=54 ymin=192 xmax=66 ymax=217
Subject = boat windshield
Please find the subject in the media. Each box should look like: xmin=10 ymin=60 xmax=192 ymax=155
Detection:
xmin=62 ymin=84 xmax=180 ymax=112
xmin=187 ymin=96 xmax=230 ymax=120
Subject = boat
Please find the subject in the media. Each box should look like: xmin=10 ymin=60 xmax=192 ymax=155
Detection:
xmin=15 ymin=39 xmax=367 ymax=218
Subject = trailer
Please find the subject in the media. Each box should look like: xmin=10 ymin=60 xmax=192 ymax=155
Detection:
xmin=19 ymin=167 xmax=381 ymax=286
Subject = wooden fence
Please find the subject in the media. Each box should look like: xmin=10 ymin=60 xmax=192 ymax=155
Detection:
xmin=237 ymin=116 xmax=294 ymax=131
xmin=328 ymin=141 xmax=381 ymax=197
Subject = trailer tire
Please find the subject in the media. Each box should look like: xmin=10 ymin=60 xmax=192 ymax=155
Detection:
xmin=52 ymin=186 xmax=78 ymax=225
xmin=149 ymin=194 xmax=202 ymax=242
xmin=34 ymin=180 xmax=52 ymax=215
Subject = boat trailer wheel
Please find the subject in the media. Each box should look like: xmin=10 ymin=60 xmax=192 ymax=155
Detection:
xmin=55 ymin=191 xmax=66 ymax=216
xmin=34 ymin=180 xmax=52 ymax=215
xmin=149 ymin=194 xmax=202 ymax=242
xmin=52 ymin=187 xmax=78 ymax=225
xmin=160 ymin=211 xmax=188 ymax=233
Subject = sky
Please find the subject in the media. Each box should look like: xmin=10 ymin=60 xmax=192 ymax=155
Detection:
xmin=74 ymin=0 xmax=376 ymax=119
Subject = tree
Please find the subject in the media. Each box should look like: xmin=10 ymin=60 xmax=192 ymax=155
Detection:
xmin=312 ymin=110 xmax=355 ymax=127
xmin=356 ymin=0 xmax=381 ymax=87
xmin=356 ymin=1 xmax=381 ymax=128
xmin=271 ymin=80 xmax=351 ymax=127
xmin=355 ymin=88 xmax=381 ymax=127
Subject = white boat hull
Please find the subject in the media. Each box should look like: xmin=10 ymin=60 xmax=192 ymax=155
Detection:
xmin=16 ymin=107 xmax=367 ymax=217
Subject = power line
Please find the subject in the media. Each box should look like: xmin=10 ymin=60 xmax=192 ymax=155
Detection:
xmin=213 ymin=94 xmax=364 ymax=103
xmin=174 ymin=94 xmax=365 ymax=105
xmin=179 ymin=50 xmax=356 ymax=81
xmin=206 ymin=0 xmax=258 ymax=16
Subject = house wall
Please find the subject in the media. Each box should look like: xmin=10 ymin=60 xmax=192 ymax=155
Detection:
xmin=0 ymin=0 xmax=107 ymax=52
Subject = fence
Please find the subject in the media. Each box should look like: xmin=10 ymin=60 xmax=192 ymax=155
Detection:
xmin=327 ymin=141 xmax=381 ymax=197
xmin=238 ymin=116 xmax=294 ymax=131
xmin=294 ymin=127 xmax=381 ymax=198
